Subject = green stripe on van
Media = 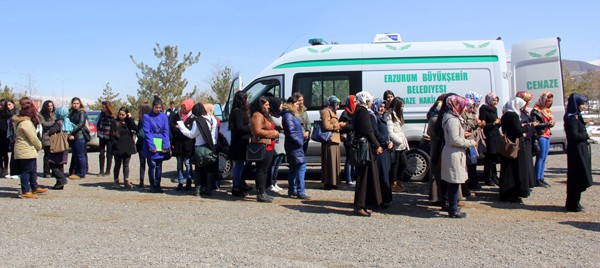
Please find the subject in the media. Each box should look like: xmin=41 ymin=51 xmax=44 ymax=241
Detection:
xmin=404 ymin=119 xmax=429 ymax=124
xmin=274 ymin=56 xmax=499 ymax=69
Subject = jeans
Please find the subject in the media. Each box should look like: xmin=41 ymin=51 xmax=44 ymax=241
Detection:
xmin=232 ymin=160 xmax=245 ymax=188
xmin=113 ymin=154 xmax=131 ymax=180
xmin=19 ymin=159 xmax=38 ymax=193
xmin=447 ymin=182 xmax=460 ymax=213
xmin=535 ymin=137 xmax=550 ymax=180
xmin=343 ymin=142 xmax=354 ymax=183
xmin=70 ymin=139 xmax=87 ymax=177
xmin=147 ymin=158 xmax=163 ymax=189
xmin=99 ymin=138 xmax=113 ymax=173
xmin=269 ymin=154 xmax=285 ymax=186
xmin=176 ymin=156 xmax=192 ymax=184
xmin=288 ymin=163 xmax=307 ymax=195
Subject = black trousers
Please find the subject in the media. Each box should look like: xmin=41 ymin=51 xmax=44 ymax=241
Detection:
xmin=390 ymin=150 xmax=408 ymax=183
xmin=254 ymin=150 xmax=274 ymax=192
xmin=99 ymin=138 xmax=113 ymax=173
xmin=483 ymin=153 xmax=498 ymax=182
xmin=50 ymin=163 xmax=67 ymax=185
xmin=113 ymin=154 xmax=131 ymax=180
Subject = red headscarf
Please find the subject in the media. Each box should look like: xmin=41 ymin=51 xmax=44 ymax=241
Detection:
xmin=345 ymin=95 xmax=356 ymax=115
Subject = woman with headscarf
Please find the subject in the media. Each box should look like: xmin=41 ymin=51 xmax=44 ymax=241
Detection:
xmin=339 ymin=95 xmax=356 ymax=186
xmin=564 ymin=93 xmax=592 ymax=212
xmin=13 ymin=98 xmax=46 ymax=198
xmin=370 ymin=98 xmax=393 ymax=207
xmin=388 ymin=97 xmax=409 ymax=193
xmin=47 ymin=106 xmax=72 ymax=190
xmin=498 ymin=98 xmax=531 ymax=202
xmin=440 ymin=96 xmax=476 ymax=218
xmin=428 ymin=93 xmax=455 ymax=208
xmin=267 ymin=97 xmax=285 ymax=192
xmin=515 ymin=91 xmax=538 ymax=190
xmin=479 ymin=93 xmax=501 ymax=186
xmin=352 ymin=91 xmax=383 ymax=216
xmin=320 ymin=95 xmax=345 ymax=190
xmin=178 ymin=102 xmax=219 ymax=197
xmin=169 ymin=98 xmax=195 ymax=191
xmin=531 ymin=92 xmax=555 ymax=188
xmin=38 ymin=100 xmax=56 ymax=178
xmin=463 ymin=91 xmax=485 ymax=190
xmin=1 ymin=100 xmax=18 ymax=178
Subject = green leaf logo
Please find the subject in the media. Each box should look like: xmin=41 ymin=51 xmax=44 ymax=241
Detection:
xmin=478 ymin=42 xmax=490 ymax=48
xmin=307 ymin=46 xmax=333 ymax=53
xmin=529 ymin=52 xmax=543 ymax=58
xmin=385 ymin=44 xmax=411 ymax=51
xmin=545 ymin=49 xmax=557 ymax=57
xmin=528 ymin=49 xmax=557 ymax=58
xmin=463 ymin=42 xmax=476 ymax=48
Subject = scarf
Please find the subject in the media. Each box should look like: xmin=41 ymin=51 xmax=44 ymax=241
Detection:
xmin=565 ymin=93 xmax=587 ymax=126
xmin=485 ymin=93 xmax=498 ymax=107
xmin=533 ymin=92 xmax=554 ymax=120
xmin=503 ymin=98 xmax=526 ymax=116
xmin=345 ymin=95 xmax=356 ymax=115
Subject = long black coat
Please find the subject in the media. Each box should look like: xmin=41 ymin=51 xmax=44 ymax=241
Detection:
xmin=111 ymin=117 xmax=137 ymax=156
xmin=370 ymin=112 xmax=392 ymax=204
xmin=169 ymin=112 xmax=195 ymax=157
xmin=520 ymin=110 xmax=536 ymax=188
xmin=228 ymin=107 xmax=251 ymax=161
xmin=499 ymin=112 xmax=530 ymax=198
xmin=352 ymin=106 xmax=382 ymax=209
xmin=479 ymin=105 xmax=501 ymax=154
xmin=565 ymin=114 xmax=593 ymax=193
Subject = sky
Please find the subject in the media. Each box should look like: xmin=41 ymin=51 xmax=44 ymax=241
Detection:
xmin=1 ymin=0 xmax=598 ymax=103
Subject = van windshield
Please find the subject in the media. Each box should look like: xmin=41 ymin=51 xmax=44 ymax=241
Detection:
xmin=246 ymin=79 xmax=281 ymax=103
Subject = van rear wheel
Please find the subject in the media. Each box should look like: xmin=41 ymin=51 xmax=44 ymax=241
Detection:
xmin=403 ymin=148 xmax=429 ymax=182
xmin=219 ymin=152 xmax=233 ymax=181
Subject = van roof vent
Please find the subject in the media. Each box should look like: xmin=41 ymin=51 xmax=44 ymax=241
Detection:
xmin=308 ymin=38 xmax=327 ymax=46
xmin=373 ymin=33 xmax=402 ymax=43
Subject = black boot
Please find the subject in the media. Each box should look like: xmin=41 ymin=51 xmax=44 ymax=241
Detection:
xmin=184 ymin=181 xmax=192 ymax=191
xmin=194 ymin=187 xmax=201 ymax=197
xmin=175 ymin=183 xmax=183 ymax=191
xmin=231 ymin=187 xmax=247 ymax=197
xmin=256 ymin=188 xmax=273 ymax=203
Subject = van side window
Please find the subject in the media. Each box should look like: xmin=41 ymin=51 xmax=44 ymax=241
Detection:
xmin=293 ymin=72 xmax=361 ymax=110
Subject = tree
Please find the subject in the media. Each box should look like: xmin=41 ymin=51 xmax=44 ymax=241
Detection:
xmin=129 ymin=43 xmax=201 ymax=110
xmin=89 ymin=83 xmax=126 ymax=111
xmin=563 ymin=66 xmax=583 ymax=97
xmin=202 ymin=63 xmax=233 ymax=105
xmin=0 ymin=82 xmax=16 ymax=101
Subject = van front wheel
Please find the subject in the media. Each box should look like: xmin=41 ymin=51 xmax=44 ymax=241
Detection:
xmin=403 ymin=148 xmax=430 ymax=182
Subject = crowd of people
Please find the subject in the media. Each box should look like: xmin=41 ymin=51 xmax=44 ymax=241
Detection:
xmin=0 ymin=90 xmax=594 ymax=217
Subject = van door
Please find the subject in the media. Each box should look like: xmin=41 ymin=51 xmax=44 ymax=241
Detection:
xmin=511 ymin=37 xmax=566 ymax=153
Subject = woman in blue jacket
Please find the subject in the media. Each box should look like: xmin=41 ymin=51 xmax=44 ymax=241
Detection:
xmin=282 ymin=95 xmax=310 ymax=199
xmin=143 ymin=96 xmax=170 ymax=193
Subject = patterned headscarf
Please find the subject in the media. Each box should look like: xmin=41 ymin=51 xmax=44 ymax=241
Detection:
xmin=345 ymin=95 xmax=356 ymax=115
xmin=356 ymin=91 xmax=374 ymax=108
xmin=446 ymin=95 xmax=469 ymax=117
xmin=533 ymin=92 xmax=554 ymax=120
xmin=465 ymin=91 xmax=482 ymax=105
xmin=503 ymin=98 xmax=526 ymax=116
xmin=466 ymin=99 xmax=476 ymax=112
xmin=516 ymin=91 xmax=533 ymax=112
xmin=327 ymin=95 xmax=340 ymax=109
xmin=485 ymin=93 xmax=498 ymax=107
xmin=371 ymin=98 xmax=385 ymax=119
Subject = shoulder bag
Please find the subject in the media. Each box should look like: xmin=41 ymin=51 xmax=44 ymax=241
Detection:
xmin=310 ymin=120 xmax=332 ymax=143
xmin=246 ymin=142 xmax=266 ymax=162
xmin=497 ymin=134 xmax=519 ymax=159
xmin=50 ymin=131 xmax=70 ymax=153
xmin=194 ymin=145 xmax=218 ymax=168
xmin=350 ymin=137 xmax=371 ymax=167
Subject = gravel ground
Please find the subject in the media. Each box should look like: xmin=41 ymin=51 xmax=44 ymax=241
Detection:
xmin=0 ymin=145 xmax=599 ymax=267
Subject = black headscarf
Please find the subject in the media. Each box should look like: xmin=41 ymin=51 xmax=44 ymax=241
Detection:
xmin=565 ymin=93 xmax=588 ymax=126
xmin=269 ymin=97 xmax=282 ymax=118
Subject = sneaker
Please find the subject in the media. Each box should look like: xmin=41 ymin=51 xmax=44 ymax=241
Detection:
xmin=273 ymin=184 xmax=283 ymax=191
xmin=68 ymin=175 xmax=81 ymax=180
xmin=297 ymin=193 xmax=311 ymax=200
xmin=347 ymin=181 xmax=356 ymax=186
xmin=33 ymin=188 xmax=48 ymax=194
xmin=21 ymin=192 xmax=38 ymax=199
xmin=10 ymin=175 xmax=20 ymax=180
xmin=449 ymin=211 xmax=468 ymax=218
xmin=267 ymin=185 xmax=280 ymax=192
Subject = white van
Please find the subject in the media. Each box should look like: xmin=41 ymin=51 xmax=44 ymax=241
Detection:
xmin=219 ymin=35 xmax=565 ymax=181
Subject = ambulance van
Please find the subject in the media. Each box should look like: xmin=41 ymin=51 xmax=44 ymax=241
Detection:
xmin=219 ymin=35 xmax=565 ymax=181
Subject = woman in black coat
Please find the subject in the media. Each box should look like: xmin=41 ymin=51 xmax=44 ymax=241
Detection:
xmin=229 ymin=91 xmax=252 ymax=197
xmin=479 ymin=93 xmax=501 ymax=186
xmin=370 ymin=98 xmax=393 ymax=207
xmin=516 ymin=91 xmax=538 ymax=189
xmin=498 ymin=98 xmax=531 ymax=202
xmin=352 ymin=91 xmax=383 ymax=217
xmin=564 ymin=93 xmax=593 ymax=212
xmin=110 ymin=107 xmax=137 ymax=188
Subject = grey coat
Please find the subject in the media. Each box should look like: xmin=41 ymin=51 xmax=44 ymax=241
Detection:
xmin=440 ymin=113 xmax=477 ymax=184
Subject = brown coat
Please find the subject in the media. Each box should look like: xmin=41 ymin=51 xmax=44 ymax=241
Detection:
xmin=250 ymin=112 xmax=279 ymax=144
xmin=320 ymin=108 xmax=341 ymax=144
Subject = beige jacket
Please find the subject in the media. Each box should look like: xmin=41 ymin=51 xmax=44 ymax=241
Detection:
xmin=320 ymin=108 xmax=341 ymax=144
xmin=440 ymin=113 xmax=476 ymax=184
xmin=12 ymin=115 xmax=42 ymax=160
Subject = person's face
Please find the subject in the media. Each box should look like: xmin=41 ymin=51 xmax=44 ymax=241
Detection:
xmin=153 ymin=104 xmax=162 ymax=114
xmin=71 ymin=100 xmax=80 ymax=109
xmin=262 ymin=101 xmax=270 ymax=113
xmin=385 ymin=94 xmax=394 ymax=104
xmin=170 ymin=103 xmax=176 ymax=109
xmin=47 ymin=102 xmax=54 ymax=112
xmin=579 ymin=102 xmax=588 ymax=112
xmin=378 ymin=103 xmax=386 ymax=114
xmin=101 ymin=104 xmax=107 ymax=112
xmin=118 ymin=111 xmax=127 ymax=120
xmin=297 ymin=97 xmax=304 ymax=107
xmin=491 ymin=98 xmax=499 ymax=107
xmin=546 ymin=97 xmax=553 ymax=108
xmin=279 ymin=103 xmax=283 ymax=111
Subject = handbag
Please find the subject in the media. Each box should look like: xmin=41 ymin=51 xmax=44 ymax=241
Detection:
xmin=497 ymin=134 xmax=519 ymax=159
xmin=532 ymin=137 xmax=540 ymax=156
xmin=310 ymin=120 xmax=332 ymax=143
xmin=50 ymin=131 xmax=70 ymax=153
xmin=194 ymin=145 xmax=218 ymax=168
xmin=82 ymin=127 xmax=91 ymax=143
xmin=466 ymin=147 xmax=478 ymax=165
xmin=350 ymin=137 xmax=371 ymax=167
xmin=246 ymin=143 xmax=267 ymax=162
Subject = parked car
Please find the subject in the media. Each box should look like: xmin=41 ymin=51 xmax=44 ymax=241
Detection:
xmin=86 ymin=110 xmax=100 ymax=150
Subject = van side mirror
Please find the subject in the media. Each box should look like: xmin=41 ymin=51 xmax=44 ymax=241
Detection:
xmin=214 ymin=103 xmax=223 ymax=121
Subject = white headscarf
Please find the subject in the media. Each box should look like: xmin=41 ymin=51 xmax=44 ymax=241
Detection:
xmin=355 ymin=91 xmax=374 ymax=108
xmin=503 ymin=98 xmax=526 ymax=116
